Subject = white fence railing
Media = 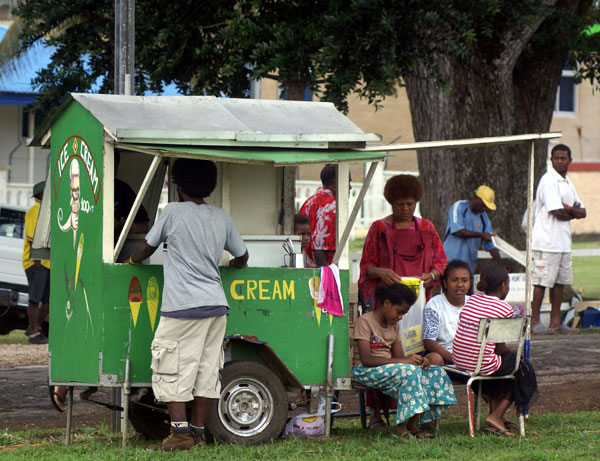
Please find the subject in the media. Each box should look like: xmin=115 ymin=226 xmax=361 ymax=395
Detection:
xmin=6 ymin=183 xmax=35 ymax=208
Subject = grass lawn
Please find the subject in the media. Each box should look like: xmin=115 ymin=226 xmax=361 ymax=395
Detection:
xmin=572 ymin=240 xmax=600 ymax=249
xmin=349 ymin=237 xmax=365 ymax=253
xmin=573 ymin=257 xmax=600 ymax=300
xmin=0 ymin=330 xmax=28 ymax=345
xmin=1 ymin=413 xmax=599 ymax=460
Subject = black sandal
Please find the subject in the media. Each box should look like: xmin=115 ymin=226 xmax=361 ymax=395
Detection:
xmin=49 ymin=385 xmax=66 ymax=413
xmin=368 ymin=419 xmax=388 ymax=430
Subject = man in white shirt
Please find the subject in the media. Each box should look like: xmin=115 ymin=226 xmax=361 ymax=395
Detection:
xmin=531 ymin=144 xmax=586 ymax=334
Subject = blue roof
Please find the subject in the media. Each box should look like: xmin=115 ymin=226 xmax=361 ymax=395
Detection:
xmin=0 ymin=25 xmax=55 ymax=103
xmin=0 ymin=25 xmax=182 ymax=105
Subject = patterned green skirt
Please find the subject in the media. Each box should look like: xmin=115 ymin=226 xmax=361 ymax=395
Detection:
xmin=352 ymin=364 xmax=457 ymax=424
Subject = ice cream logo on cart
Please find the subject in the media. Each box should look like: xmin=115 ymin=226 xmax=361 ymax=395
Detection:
xmin=52 ymin=135 xmax=100 ymax=330
xmin=53 ymin=135 xmax=100 ymax=248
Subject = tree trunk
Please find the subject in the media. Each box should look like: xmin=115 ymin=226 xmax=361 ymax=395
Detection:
xmin=404 ymin=1 xmax=588 ymax=248
xmin=281 ymin=79 xmax=309 ymax=233
xmin=287 ymin=79 xmax=307 ymax=101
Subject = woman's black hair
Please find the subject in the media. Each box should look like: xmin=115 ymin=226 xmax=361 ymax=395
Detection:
xmin=172 ymin=158 xmax=218 ymax=199
xmin=383 ymin=174 xmax=423 ymax=204
xmin=476 ymin=263 xmax=509 ymax=294
xmin=441 ymin=260 xmax=473 ymax=292
xmin=374 ymin=283 xmax=417 ymax=307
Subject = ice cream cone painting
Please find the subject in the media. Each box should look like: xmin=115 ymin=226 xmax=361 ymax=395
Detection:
xmin=308 ymin=276 xmax=321 ymax=326
xmin=146 ymin=276 xmax=159 ymax=331
xmin=75 ymin=233 xmax=84 ymax=290
xmin=128 ymin=276 xmax=143 ymax=327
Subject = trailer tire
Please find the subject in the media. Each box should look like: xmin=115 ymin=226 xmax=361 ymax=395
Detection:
xmin=206 ymin=361 xmax=288 ymax=445
xmin=128 ymin=389 xmax=170 ymax=440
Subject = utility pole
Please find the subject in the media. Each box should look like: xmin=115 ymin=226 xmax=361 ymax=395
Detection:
xmin=114 ymin=0 xmax=135 ymax=95
xmin=111 ymin=0 xmax=135 ymax=433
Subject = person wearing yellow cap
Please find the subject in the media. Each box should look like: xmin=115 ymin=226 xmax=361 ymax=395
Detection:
xmin=443 ymin=185 xmax=504 ymax=275
xmin=22 ymin=181 xmax=50 ymax=344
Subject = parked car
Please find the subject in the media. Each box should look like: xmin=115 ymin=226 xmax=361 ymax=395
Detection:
xmin=0 ymin=204 xmax=37 ymax=335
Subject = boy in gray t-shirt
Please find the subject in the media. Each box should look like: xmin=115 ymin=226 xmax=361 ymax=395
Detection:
xmin=129 ymin=158 xmax=248 ymax=451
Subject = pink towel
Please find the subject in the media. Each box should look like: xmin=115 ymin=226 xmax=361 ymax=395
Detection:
xmin=317 ymin=264 xmax=345 ymax=316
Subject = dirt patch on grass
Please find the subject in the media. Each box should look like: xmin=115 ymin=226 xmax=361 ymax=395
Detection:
xmin=0 ymin=344 xmax=49 ymax=368
xmin=0 ymin=332 xmax=598 ymax=433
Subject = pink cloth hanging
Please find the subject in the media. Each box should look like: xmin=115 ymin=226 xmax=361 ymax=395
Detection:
xmin=317 ymin=264 xmax=345 ymax=316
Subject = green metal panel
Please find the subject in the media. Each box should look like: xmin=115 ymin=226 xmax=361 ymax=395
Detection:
xmin=125 ymin=144 xmax=389 ymax=165
xmin=83 ymin=264 xmax=350 ymax=386
xmin=101 ymin=264 xmax=164 ymax=382
xmin=49 ymin=101 xmax=105 ymax=384
xmin=222 ymin=267 xmax=351 ymax=384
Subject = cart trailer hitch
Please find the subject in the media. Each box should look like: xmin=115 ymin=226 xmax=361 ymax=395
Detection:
xmin=79 ymin=387 xmax=124 ymax=411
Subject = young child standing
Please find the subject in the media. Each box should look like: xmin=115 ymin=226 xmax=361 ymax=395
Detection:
xmin=129 ymin=159 xmax=249 ymax=451
xmin=352 ymin=283 xmax=457 ymax=439
xmin=452 ymin=264 xmax=537 ymax=437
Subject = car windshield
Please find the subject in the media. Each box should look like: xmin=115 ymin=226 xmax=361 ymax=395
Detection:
xmin=0 ymin=208 xmax=25 ymax=238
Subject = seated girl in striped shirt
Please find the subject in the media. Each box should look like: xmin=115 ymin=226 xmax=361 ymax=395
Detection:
xmin=352 ymin=283 xmax=457 ymax=440
xmin=451 ymin=264 xmax=537 ymax=437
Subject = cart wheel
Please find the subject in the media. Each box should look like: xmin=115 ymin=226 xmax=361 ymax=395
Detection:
xmin=206 ymin=361 xmax=288 ymax=445
xmin=128 ymin=389 xmax=170 ymax=440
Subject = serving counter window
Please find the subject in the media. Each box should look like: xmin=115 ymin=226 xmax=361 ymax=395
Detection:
xmin=114 ymin=155 xmax=301 ymax=268
xmin=112 ymin=149 xmax=167 ymax=263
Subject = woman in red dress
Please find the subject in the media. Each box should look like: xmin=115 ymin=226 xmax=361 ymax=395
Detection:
xmin=358 ymin=174 xmax=447 ymax=428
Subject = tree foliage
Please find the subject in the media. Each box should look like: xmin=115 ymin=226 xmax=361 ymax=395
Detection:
xmin=7 ymin=0 xmax=600 ymax=244
xmin=12 ymin=1 xmax=600 ymax=110
xmin=10 ymin=0 xmax=450 ymax=112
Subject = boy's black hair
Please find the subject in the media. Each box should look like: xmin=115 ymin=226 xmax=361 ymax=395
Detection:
xmin=476 ymin=263 xmax=509 ymax=293
xmin=441 ymin=260 xmax=473 ymax=292
xmin=320 ymin=164 xmax=337 ymax=187
xmin=374 ymin=283 xmax=417 ymax=307
xmin=172 ymin=158 xmax=218 ymax=199
xmin=294 ymin=213 xmax=309 ymax=227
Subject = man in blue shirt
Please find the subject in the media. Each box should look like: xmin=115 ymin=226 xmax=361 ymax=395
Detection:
xmin=443 ymin=185 xmax=503 ymax=274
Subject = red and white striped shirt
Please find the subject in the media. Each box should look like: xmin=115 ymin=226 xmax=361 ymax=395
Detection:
xmin=451 ymin=293 xmax=514 ymax=375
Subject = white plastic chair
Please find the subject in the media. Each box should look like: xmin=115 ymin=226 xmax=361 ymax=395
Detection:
xmin=443 ymin=317 xmax=529 ymax=437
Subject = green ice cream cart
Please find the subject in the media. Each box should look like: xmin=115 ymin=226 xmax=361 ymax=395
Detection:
xmin=31 ymin=94 xmax=389 ymax=445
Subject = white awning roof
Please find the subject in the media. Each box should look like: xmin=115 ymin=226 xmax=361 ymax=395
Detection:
xmin=34 ymin=94 xmax=380 ymax=149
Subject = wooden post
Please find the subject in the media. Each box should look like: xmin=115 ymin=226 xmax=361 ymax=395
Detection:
xmin=333 ymin=161 xmax=379 ymax=266
xmin=336 ymin=164 xmax=349 ymax=269
xmin=524 ymin=141 xmax=535 ymax=337
xmin=282 ymin=166 xmax=296 ymax=235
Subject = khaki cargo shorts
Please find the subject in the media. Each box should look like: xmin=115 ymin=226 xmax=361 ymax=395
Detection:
xmin=150 ymin=315 xmax=226 ymax=403
xmin=532 ymin=250 xmax=573 ymax=288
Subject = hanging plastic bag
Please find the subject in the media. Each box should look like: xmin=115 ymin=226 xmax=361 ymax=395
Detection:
xmin=398 ymin=278 xmax=426 ymax=355
xmin=283 ymin=395 xmax=342 ymax=438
